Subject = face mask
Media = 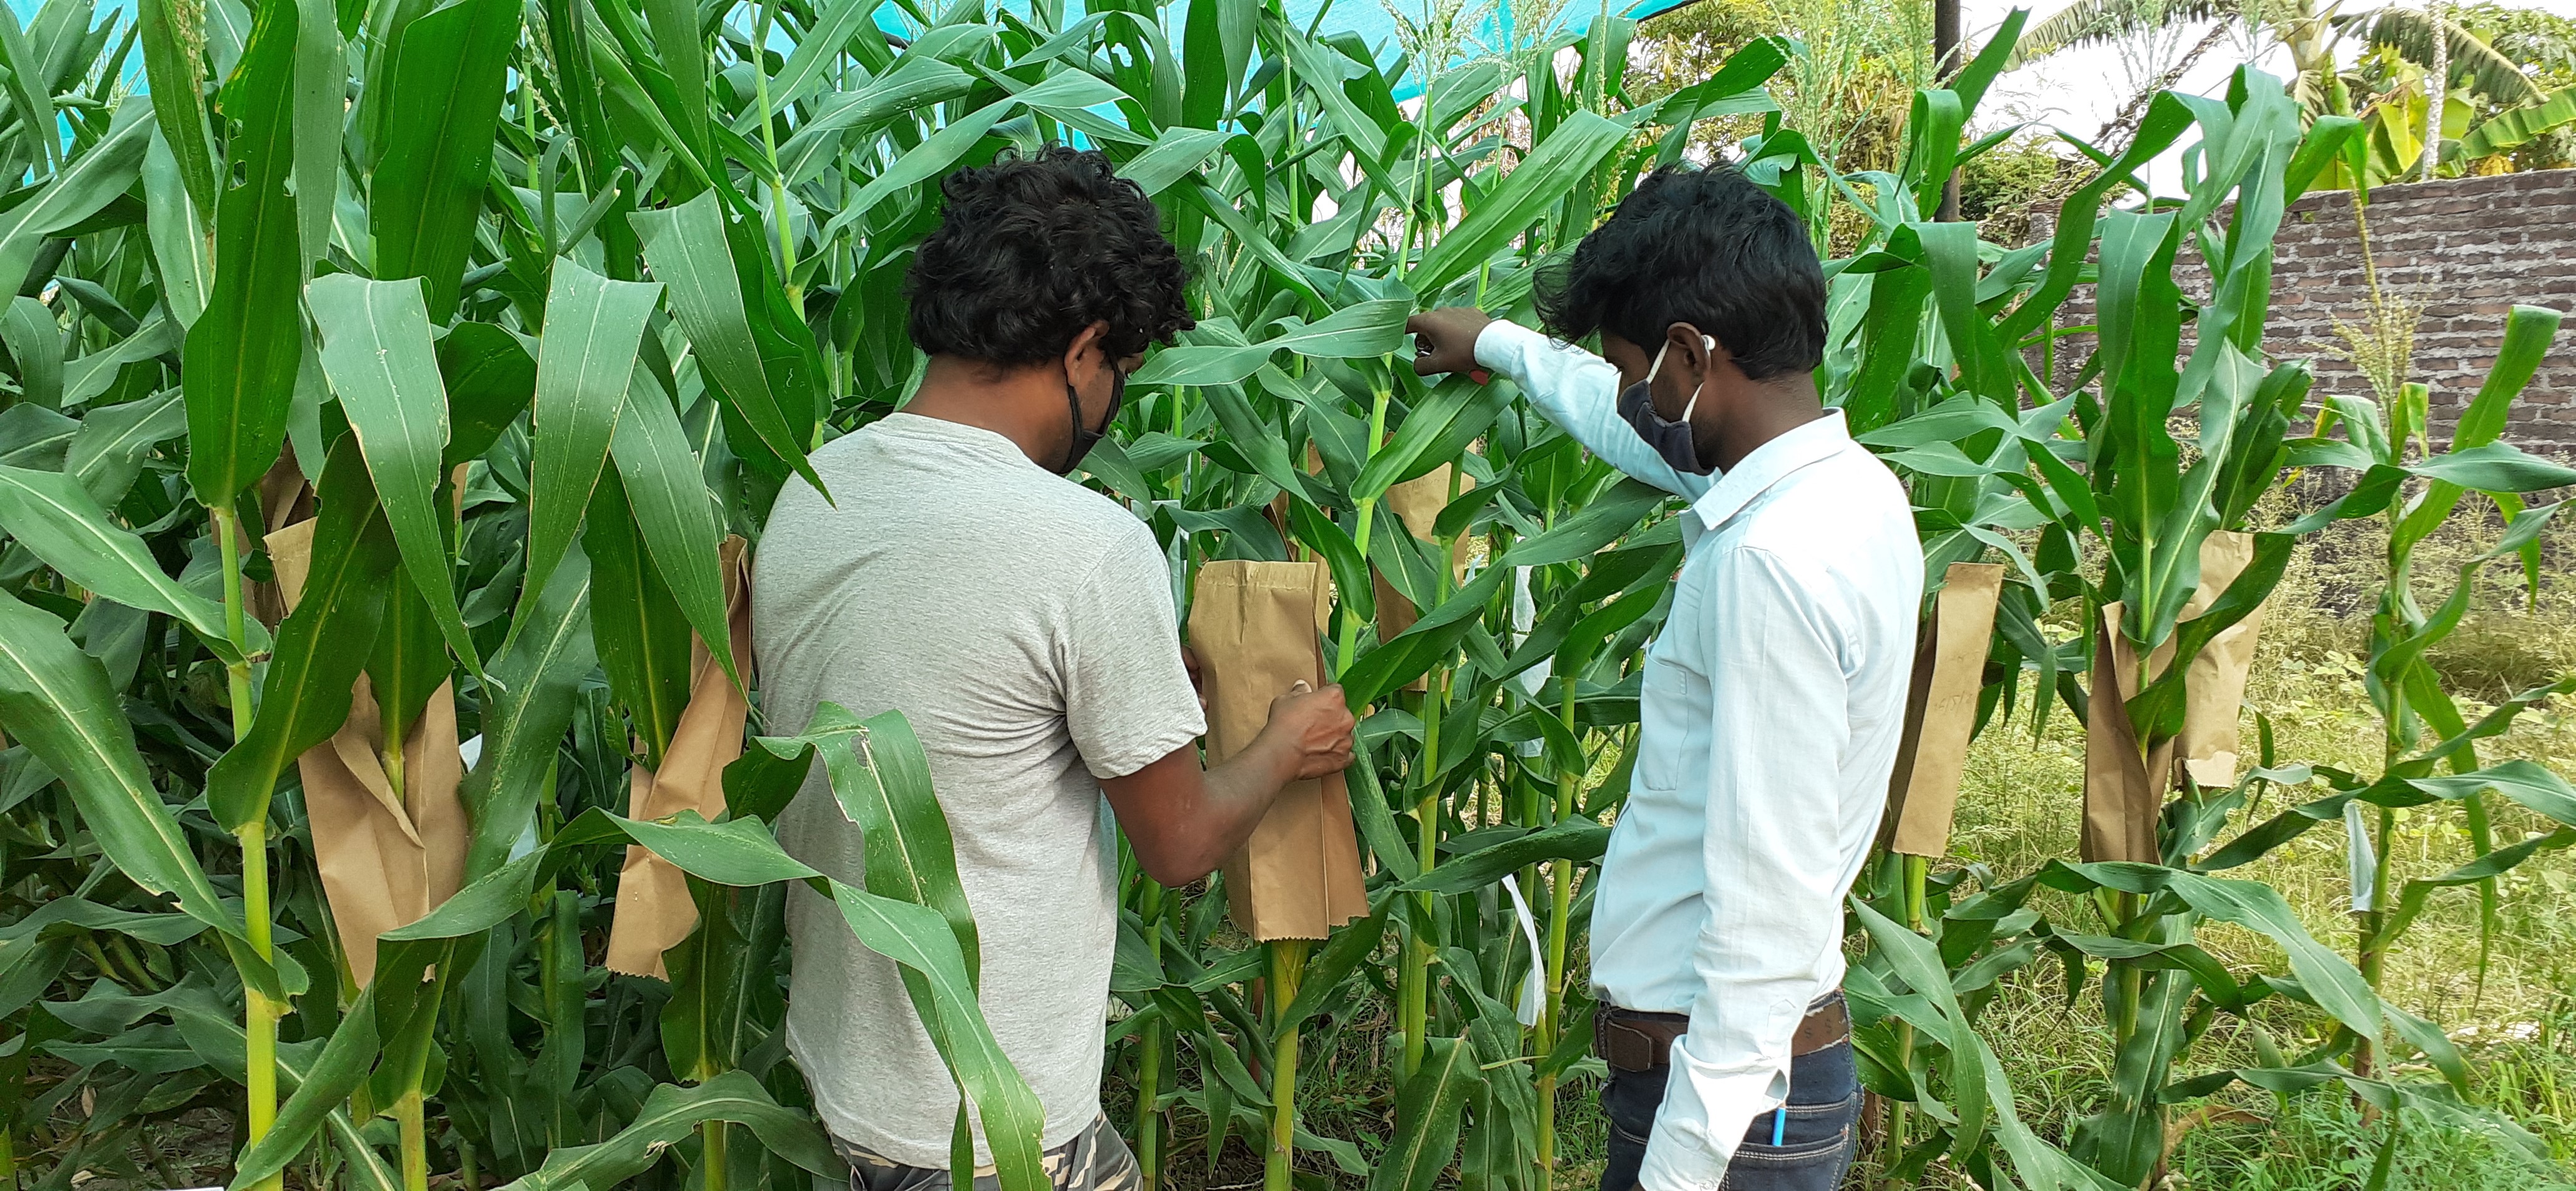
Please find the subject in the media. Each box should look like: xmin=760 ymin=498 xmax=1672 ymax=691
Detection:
xmin=1617 ymin=336 xmax=1714 ymax=475
xmin=1055 ymin=360 xmax=1125 ymax=476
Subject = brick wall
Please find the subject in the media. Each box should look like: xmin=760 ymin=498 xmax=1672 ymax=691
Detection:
xmin=2044 ymin=168 xmax=2576 ymax=453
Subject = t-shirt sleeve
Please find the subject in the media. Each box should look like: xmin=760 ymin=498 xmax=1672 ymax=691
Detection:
xmin=1061 ymin=521 xmax=1208 ymax=780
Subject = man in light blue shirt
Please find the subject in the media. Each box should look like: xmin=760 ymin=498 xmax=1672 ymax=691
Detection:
xmin=1410 ymin=164 xmax=1921 ymax=1191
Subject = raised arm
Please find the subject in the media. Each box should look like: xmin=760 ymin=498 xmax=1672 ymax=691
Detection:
xmin=1408 ymin=308 xmax=1714 ymax=500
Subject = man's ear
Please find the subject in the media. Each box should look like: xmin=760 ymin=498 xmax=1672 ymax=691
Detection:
xmin=1664 ymin=322 xmax=1714 ymax=376
xmin=1064 ymin=321 xmax=1113 ymax=376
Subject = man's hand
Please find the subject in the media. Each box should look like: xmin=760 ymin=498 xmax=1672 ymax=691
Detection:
xmin=1260 ymin=680 xmax=1356 ymax=779
xmin=1100 ymin=677 xmax=1356 ymax=886
xmin=1408 ymin=307 xmax=1496 ymax=378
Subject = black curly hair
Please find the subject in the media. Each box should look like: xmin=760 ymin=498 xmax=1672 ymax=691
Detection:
xmin=905 ymin=145 xmax=1194 ymax=366
xmin=1534 ymin=164 xmax=1823 ymax=380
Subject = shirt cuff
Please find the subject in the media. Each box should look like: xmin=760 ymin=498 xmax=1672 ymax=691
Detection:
xmin=1634 ymin=1047 xmax=1792 ymax=1191
xmin=1472 ymin=318 xmax=1551 ymax=376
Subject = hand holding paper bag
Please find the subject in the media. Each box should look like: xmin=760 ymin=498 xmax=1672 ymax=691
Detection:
xmin=1189 ymin=560 xmax=1369 ymax=941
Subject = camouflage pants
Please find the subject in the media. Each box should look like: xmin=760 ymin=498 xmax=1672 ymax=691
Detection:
xmin=835 ymin=1115 xmax=1141 ymax=1191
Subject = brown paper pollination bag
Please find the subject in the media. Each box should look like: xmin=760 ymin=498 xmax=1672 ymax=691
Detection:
xmin=2174 ymin=531 xmax=2266 ymax=791
xmin=2082 ymin=602 xmax=2167 ymax=864
xmin=1372 ymin=464 xmax=1476 ymax=658
xmin=607 ymin=536 xmax=756 ymax=979
xmin=267 ymin=518 xmax=469 ymax=985
xmin=2081 ymin=534 xmax=2272 ymax=861
xmin=1190 ymin=560 xmax=1369 ymax=941
xmin=1880 ymin=563 xmax=2004 ymax=858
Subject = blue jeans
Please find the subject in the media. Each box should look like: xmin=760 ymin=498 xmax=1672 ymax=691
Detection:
xmin=1598 ymin=1036 xmax=1861 ymax=1191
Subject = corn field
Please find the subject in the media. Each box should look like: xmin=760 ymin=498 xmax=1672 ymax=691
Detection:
xmin=1 ymin=0 xmax=2574 ymax=1189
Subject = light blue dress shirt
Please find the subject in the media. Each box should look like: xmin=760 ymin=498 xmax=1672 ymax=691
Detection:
xmin=1476 ymin=321 xmax=1923 ymax=1189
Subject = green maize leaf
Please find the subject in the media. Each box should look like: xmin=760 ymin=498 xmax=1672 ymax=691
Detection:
xmin=1998 ymin=94 xmax=2194 ymax=348
xmin=806 ymin=705 xmax=985 ymax=986
xmin=519 ymin=259 xmax=654 ymax=634
xmin=1904 ymin=90 xmax=1965 ymax=218
xmin=638 ymin=0 xmax=706 ymax=146
xmin=1198 ymin=377 xmax=1316 ymax=502
xmin=1128 ymin=300 xmax=1409 ymax=387
xmin=613 ymin=811 xmax=824 ymax=886
xmin=0 ymin=403 xmax=75 ymax=469
xmin=608 ymin=373 xmax=738 ymax=690
xmin=1949 ymin=7 xmax=2027 ymax=115
xmin=1 ymin=298 xmax=61 ymax=411
xmin=2284 ymin=115 xmax=2364 ymax=201
xmin=461 ymin=540 xmax=596 ymax=880
xmin=1413 ymin=110 xmax=1627 ymax=297
xmin=829 ymin=880 xmax=1048 ymax=1191
xmin=1348 ymin=376 xmax=1490 ymax=501
xmin=1850 ymin=897 xmax=1992 ymax=1164
xmin=65 ymin=386 xmax=187 ymax=506
xmin=308 ymin=273 xmax=482 ymax=675
xmin=368 ymin=0 xmax=515 ymax=321
xmin=182 ymin=0 xmax=303 ymax=507
xmin=142 ymin=128 xmax=211 ymax=329
xmin=1401 ymin=818 xmax=1608 ymax=895
xmin=366 ymin=552 xmax=448 ymax=762
xmin=203 ymin=439 xmax=398 ymax=835
xmin=2045 ymin=932 xmax=2247 ymax=1008
xmin=1287 ymin=495 xmax=1374 ymax=631
xmin=58 ymin=314 xmax=176 ymax=411
xmin=2405 ymin=441 xmax=2576 ymax=494
xmin=0 ymin=587 xmax=238 ymax=943
xmin=290 ymin=0 xmax=339 ymax=263
xmin=0 ymin=101 xmax=152 ymax=298
xmin=585 ymin=469 xmax=693 ymax=763
xmin=0 ymin=898 xmax=210 ymax=951
xmin=2393 ymin=306 xmax=2564 ymax=549
xmin=138 ymin=0 xmax=218 ymax=216
xmin=631 ymin=191 xmax=828 ymax=496
xmin=2044 ymin=862 xmax=2384 ymax=1040
xmin=728 ymin=735 xmax=818 ymax=825
xmin=1498 ymin=479 xmax=1669 ymax=567
xmin=1345 ymin=734 xmax=1418 ymax=881
xmin=1118 ymin=125 xmax=1231 ymax=197
xmin=827 ymin=69 xmax=1131 ymax=236
xmin=383 ymin=852 xmax=552 ymax=944
xmin=1365 ymin=1035 xmax=1482 ymax=1191
xmin=491 ymin=1071 xmax=841 ymax=1191
xmin=434 ymin=321 xmax=537 ymax=467
xmin=778 ymin=57 xmax=977 ymax=187
xmin=0 ymin=464 xmax=248 ymax=662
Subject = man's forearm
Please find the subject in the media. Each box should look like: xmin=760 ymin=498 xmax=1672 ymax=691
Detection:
xmin=1197 ymin=734 xmax=1301 ymax=849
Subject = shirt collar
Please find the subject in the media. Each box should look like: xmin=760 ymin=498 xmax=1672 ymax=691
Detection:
xmin=1688 ymin=409 xmax=1853 ymax=531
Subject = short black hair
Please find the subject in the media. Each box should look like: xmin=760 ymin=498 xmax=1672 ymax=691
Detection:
xmin=905 ymin=145 xmax=1194 ymax=366
xmin=1534 ymin=164 xmax=1824 ymax=380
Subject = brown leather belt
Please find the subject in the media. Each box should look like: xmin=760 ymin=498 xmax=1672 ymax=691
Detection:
xmin=1593 ymin=993 xmax=1849 ymax=1072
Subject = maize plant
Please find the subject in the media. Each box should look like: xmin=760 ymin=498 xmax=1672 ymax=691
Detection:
xmin=1 ymin=0 xmax=2574 ymax=1190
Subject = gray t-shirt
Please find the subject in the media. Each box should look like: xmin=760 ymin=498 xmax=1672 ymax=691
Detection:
xmin=754 ymin=413 xmax=1205 ymax=1165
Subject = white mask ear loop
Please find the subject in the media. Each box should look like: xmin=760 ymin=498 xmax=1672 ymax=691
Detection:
xmin=1644 ymin=340 xmax=1671 ymax=385
xmin=1678 ymin=335 xmax=1714 ymax=421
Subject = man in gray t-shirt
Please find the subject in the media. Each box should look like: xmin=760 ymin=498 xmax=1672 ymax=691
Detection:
xmin=754 ymin=147 xmax=1355 ymax=1190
